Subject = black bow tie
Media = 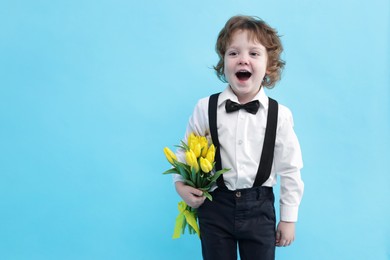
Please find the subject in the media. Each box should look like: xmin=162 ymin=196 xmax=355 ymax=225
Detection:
xmin=225 ymin=99 xmax=260 ymax=114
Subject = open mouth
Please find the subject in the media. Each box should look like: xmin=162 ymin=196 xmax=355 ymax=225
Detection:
xmin=235 ymin=70 xmax=252 ymax=81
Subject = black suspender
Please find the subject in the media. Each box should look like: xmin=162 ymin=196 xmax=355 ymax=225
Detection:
xmin=208 ymin=93 xmax=227 ymax=189
xmin=253 ymin=98 xmax=278 ymax=187
xmin=208 ymin=93 xmax=279 ymax=189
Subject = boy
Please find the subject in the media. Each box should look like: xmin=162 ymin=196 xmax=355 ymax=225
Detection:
xmin=173 ymin=15 xmax=304 ymax=260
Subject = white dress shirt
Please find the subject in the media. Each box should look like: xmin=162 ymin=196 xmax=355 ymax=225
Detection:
xmin=174 ymin=86 xmax=304 ymax=222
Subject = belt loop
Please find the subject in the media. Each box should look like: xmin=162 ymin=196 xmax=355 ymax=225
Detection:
xmin=256 ymin=187 xmax=260 ymax=200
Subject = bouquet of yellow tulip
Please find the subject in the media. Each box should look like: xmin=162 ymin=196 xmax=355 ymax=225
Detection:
xmin=163 ymin=133 xmax=230 ymax=239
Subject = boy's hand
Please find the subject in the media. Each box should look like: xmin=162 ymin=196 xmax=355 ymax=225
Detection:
xmin=276 ymin=221 xmax=295 ymax=247
xmin=175 ymin=181 xmax=206 ymax=208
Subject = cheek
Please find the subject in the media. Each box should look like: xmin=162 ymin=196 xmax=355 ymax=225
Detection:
xmin=256 ymin=61 xmax=268 ymax=74
xmin=223 ymin=63 xmax=231 ymax=77
xmin=224 ymin=60 xmax=234 ymax=74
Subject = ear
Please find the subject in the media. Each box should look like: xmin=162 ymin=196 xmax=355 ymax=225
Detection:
xmin=266 ymin=70 xmax=271 ymax=75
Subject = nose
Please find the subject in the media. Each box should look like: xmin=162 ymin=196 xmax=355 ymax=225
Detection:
xmin=238 ymin=53 xmax=249 ymax=65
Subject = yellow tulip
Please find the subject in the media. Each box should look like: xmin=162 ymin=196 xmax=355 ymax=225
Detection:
xmin=192 ymin=143 xmax=201 ymax=158
xmin=206 ymin=144 xmax=215 ymax=164
xmin=200 ymin=157 xmax=213 ymax=173
xmin=187 ymin=133 xmax=197 ymax=147
xmin=185 ymin=150 xmax=199 ymax=172
xmin=200 ymin=137 xmax=208 ymax=157
xmin=164 ymin=147 xmax=177 ymax=164
xmin=188 ymin=135 xmax=201 ymax=158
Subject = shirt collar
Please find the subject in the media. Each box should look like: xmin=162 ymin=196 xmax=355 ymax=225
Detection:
xmin=218 ymin=85 xmax=269 ymax=109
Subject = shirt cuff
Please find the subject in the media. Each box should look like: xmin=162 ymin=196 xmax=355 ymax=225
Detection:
xmin=172 ymin=173 xmax=184 ymax=183
xmin=280 ymin=205 xmax=299 ymax=222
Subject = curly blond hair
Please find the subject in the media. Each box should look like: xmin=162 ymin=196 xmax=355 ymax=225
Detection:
xmin=214 ymin=15 xmax=285 ymax=88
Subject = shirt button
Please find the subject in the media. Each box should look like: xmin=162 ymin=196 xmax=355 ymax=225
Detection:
xmin=238 ymin=140 xmax=243 ymax=145
xmin=235 ymin=191 xmax=241 ymax=198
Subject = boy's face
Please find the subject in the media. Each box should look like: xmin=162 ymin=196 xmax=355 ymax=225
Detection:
xmin=224 ymin=30 xmax=268 ymax=103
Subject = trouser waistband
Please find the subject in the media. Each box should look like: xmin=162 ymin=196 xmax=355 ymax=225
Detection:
xmin=213 ymin=186 xmax=273 ymax=200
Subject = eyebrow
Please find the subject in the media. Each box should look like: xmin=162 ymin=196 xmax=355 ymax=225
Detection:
xmin=227 ymin=46 xmax=266 ymax=52
xmin=250 ymin=47 xmax=265 ymax=52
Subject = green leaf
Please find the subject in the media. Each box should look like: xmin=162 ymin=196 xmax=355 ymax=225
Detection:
xmin=199 ymin=174 xmax=207 ymax=187
xmin=208 ymin=168 xmax=230 ymax=183
xmin=184 ymin=179 xmax=196 ymax=187
xmin=203 ymin=174 xmax=211 ymax=188
xmin=174 ymin=161 xmax=188 ymax=169
xmin=202 ymin=184 xmax=211 ymax=190
xmin=175 ymin=140 xmax=190 ymax=151
xmin=196 ymin=161 xmax=202 ymax=187
xmin=191 ymin=167 xmax=198 ymax=186
xmin=162 ymin=168 xmax=178 ymax=175
xmin=176 ymin=163 xmax=190 ymax=180
xmin=174 ymin=144 xmax=186 ymax=151
xmin=175 ymin=161 xmax=191 ymax=175
xmin=202 ymin=191 xmax=213 ymax=201
xmin=216 ymin=168 xmax=230 ymax=175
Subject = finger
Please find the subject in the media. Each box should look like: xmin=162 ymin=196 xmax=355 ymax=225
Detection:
xmin=189 ymin=187 xmax=203 ymax=197
xmin=191 ymin=194 xmax=206 ymax=207
xmin=193 ymin=195 xmax=205 ymax=203
xmin=275 ymin=231 xmax=281 ymax=246
xmin=276 ymin=230 xmax=281 ymax=241
xmin=192 ymin=198 xmax=205 ymax=208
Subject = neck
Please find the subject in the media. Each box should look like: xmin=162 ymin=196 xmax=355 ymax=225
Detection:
xmin=231 ymin=86 xmax=262 ymax=104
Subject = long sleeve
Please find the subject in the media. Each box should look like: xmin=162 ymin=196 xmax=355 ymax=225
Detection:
xmin=172 ymin=97 xmax=210 ymax=183
xmin=273 ymin=105 xmax=304 ymax=222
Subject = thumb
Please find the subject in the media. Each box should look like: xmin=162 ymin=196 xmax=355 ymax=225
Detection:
xmin=190 ymin=187 xmax=203 ymax=197
xmin=276 ymin=229 xmax=281 ymax=241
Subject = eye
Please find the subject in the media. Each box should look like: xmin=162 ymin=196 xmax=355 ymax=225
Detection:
xmin=228 ymin=51 xmax=238 ymax=56
xmin=250 ymin=52 xmax=260 ymax=56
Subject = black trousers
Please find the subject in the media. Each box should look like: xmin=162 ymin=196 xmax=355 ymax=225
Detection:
xmin=198 ymin=186 xmax=276 ymax=260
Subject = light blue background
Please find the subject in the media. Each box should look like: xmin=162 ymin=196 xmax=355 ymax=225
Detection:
xmin=1 ymin=0 xmax=389 ymax=259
